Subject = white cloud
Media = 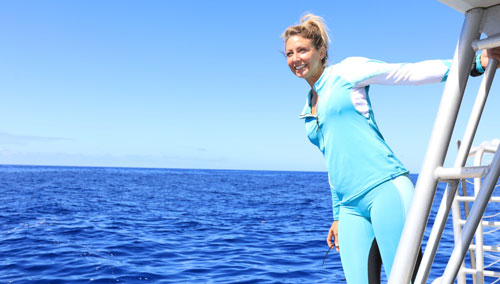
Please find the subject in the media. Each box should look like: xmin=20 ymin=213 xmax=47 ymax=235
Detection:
xmin=0 ymin=132 xmax=72 ymax=145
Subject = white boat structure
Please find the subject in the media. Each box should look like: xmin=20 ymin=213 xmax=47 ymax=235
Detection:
xmin=452 ymin=139 xmax=500 ymax=283
xmin=388 ymin=1 xmax=500 ymax=283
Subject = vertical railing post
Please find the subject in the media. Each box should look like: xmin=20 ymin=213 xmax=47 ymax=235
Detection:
xmin=473 ymin=149 xmax=486 ymax=284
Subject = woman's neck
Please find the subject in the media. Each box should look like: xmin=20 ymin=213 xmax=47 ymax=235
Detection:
xmin=306 ymin=66 xmax=325 ymax=88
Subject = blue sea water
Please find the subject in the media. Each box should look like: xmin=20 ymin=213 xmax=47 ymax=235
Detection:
xmin=0 ymin=165 xmax=499 ymax=283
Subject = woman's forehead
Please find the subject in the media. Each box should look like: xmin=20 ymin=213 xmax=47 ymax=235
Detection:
xmin=286 ymin=35 xmax=312 ymax=48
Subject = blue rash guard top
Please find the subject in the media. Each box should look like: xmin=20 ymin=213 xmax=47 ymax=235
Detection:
xmin=300 ymin=57 xmax=452 ymax=220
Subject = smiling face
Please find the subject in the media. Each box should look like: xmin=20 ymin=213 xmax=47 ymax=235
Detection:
xmin=285 ymin=35 xmax=325 ymax=86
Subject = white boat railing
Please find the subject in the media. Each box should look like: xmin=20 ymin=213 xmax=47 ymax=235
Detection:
xmin=387 ymin=1 xmax=500 ymax=283
xmin=452 ymin=140 xmax=500 ymax=284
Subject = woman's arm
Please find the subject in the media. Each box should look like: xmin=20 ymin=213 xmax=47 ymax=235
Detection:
xmin=331 ymin=187 xmax=340 ymax=221
xmin=352 ymin=58 xmax=452 ymax=87
xmin=327 ymin=188 xmax=340 ymax=251
xmin=347 ymin=47 xmax=500 ymax=87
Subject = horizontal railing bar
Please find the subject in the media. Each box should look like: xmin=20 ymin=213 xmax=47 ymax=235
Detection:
xmin=456 ymin=196 xmax=500 ymax=202
xmin=468 ymin=245 xmax=500 ymax=252
xmin=463 ymin=268 xmax=500 ymax=277
xmin=458 ymin=220 xmax=500 ymax=227
xmin=472 ymin=34 xmax=500 ymax=51
xmin=435 ymin=166 xmax=489 ymax=181
xmin=468 ymin=145 xmax=500 ymax=158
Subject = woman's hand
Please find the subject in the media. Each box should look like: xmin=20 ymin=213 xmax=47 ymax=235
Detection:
xmin=326 ymin=221 xmax=339 ymax=252
xmin=480 ymin=46 xmax=500 ymax=68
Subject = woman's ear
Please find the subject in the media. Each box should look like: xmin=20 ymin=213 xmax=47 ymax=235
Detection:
xmin=320 ymin=46 xmax=326 ymax=60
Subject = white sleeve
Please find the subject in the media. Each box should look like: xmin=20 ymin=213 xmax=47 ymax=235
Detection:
xmin=340 ymin=57 xmax=452 ymax=87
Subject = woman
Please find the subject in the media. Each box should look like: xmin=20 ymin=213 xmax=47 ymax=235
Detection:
xmin=282 ymin=14 xmax=500 ymax=283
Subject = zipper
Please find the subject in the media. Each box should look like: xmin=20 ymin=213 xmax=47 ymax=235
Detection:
xmin=301 ymin=113 xmax=320 ymax=132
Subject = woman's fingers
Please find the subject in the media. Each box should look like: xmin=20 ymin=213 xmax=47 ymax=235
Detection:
xmin=327 ymin=221 xmax=340 ymax=252
xmin=334 ymin=230 xmax=339 ymax=252
xmin=327 ymin=228 xmax=334 ymax=248
xmin=481 ymin=47 xmax=500 ymax=68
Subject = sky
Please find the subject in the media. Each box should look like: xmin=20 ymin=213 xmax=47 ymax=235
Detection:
xmin=0 ymin=0 xmax=498 ymax=173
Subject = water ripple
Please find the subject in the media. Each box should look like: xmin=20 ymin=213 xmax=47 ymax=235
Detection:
xmin=1 ymin=166 xmax=497 ymax=283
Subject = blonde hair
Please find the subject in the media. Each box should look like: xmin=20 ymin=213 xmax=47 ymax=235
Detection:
xmin=282 ymin=13 xmax=330 ymax=66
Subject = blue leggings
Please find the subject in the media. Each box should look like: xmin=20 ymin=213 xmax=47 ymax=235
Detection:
xmin=338 ymin=175 xmax=415 ymax=283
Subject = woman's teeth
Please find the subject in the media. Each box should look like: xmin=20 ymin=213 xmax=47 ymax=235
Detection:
xmin=295 ymin=64 xmax=306 ymax=70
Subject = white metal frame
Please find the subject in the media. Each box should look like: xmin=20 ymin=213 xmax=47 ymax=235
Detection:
xmin=388 ymin=2 xmax=500 ymax=283
xmin=452 ymin=140 xmax=500 ymax=284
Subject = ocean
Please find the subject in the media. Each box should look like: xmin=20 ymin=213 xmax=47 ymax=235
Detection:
xmin=0 ymin=165 xmax=498 ymax=283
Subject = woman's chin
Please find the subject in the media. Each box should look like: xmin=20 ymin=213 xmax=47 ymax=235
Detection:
xmin=295 ymin=69 xmax=308 ymax=78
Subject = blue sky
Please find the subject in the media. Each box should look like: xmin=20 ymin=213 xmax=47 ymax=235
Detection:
xmin=0 ymin=1 xmax=498 ymax=172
